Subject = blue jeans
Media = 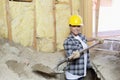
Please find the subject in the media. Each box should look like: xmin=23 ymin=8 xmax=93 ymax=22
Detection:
xmin=78 ymin=77 xmax=84 ymax=80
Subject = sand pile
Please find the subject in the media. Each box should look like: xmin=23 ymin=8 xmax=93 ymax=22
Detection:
xmin=0 ymin=38 xmax=65 ymax=80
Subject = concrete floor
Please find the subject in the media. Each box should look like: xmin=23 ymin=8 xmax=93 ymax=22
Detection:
xmin=90 ymin=39 xmax=120 ymax=80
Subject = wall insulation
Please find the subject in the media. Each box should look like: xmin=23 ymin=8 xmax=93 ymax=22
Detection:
xmin=36 ymin=0 xmax=55 ymax=52
xmin=56 ymin=0 xmax=71 ymax=51
xmin=0 ymin=0 xmax=8 ymax=38
xmin=10 ymin=1 xmax=34 ymax=46
xmin=0 ymin=0 xmax=92 ymax=52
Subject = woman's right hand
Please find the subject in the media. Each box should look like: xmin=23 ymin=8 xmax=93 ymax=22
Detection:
xmin=68 ymin=50 xmax=80 ymax=60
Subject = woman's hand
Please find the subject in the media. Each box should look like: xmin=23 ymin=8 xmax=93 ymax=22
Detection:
xmin=68 ymin=50 xmax=80 ymax=60
xmin=95 ymin=37 xmax=104 ymax=44
xmin=87 ymin=37 xmax=104 ymax=44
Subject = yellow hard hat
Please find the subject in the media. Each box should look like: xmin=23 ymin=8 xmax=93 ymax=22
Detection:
xmin=69 ymin=15 xmax=83 ymax=26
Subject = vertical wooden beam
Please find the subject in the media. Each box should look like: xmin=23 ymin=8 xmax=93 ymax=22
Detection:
xmin=95 ymin=0 xmax=100 ymax=37
xmin=85 ymin=0 xmax=93 ymax=38
xmin=69 ymin=0 xmax=73 ymax=15
xmin=53 ymin=0 xmax=57 ymax=51
xmin=79 ymin=0 xmax=85 ymax=34
xmin=79 ymin=0 xmax=84 ymax=16
xmin=79 ymin=0 xmax=93 ymax=45
xmin=33 ymin=0 xmax=37 ymax=49
xmin=80 ymin=0 xmax=93 ymax=38
xmin=6 ymin=0 xmax=12 ymax=41
xmin=79 ymin=0 xmax=84 ymax=33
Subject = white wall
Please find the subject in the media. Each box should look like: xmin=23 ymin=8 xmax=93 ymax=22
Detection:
xmin=99 ymin=0 xmax=120 ymax=31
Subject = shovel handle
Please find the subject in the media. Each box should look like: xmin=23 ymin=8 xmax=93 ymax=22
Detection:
xmin=55 ymin=42 xmax=100 ymax=70
xmin=79 ymin=41 xmax=100 ymax=54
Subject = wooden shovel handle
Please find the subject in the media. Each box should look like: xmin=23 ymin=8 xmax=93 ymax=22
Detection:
xmin=55 ymin=42 xmax=100 ymax=70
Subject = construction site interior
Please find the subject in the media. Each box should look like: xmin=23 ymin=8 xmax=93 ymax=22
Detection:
xmin=0 ymin=0 xmax=120 ymax=80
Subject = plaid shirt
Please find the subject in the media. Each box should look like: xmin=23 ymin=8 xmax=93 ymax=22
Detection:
xmin=63 ymin=33 xmax=91 ymax=76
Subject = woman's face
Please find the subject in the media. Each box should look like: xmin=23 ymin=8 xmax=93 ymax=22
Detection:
xmin=70 ymin=26 xmax=81 ymax=36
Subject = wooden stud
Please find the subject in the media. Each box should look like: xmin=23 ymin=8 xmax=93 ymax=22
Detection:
xmin=53 ymin=0 xmax=57 ymax=51
xmin=80 ymin=0 xmax=93 ymax=36
xmin=69 ymin=0 xmax=72 ymax=15
xmin=79 ymin=0 xmax=93 ymax=45
xmin=79 ymin=0 xmax=84 ymax=17
xmin=6 ymin=0 xmax=12 ymax=41
xmin=95 ymin=0 xmax=100 ymax=37
xmin=55 ymin=1 xmax=69 ymax=5
xmin=33 ymin=0 xmax=37 ymax=49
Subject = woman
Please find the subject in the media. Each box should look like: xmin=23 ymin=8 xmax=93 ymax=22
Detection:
xmin=63 ymin=15 xmax=98 ymax=80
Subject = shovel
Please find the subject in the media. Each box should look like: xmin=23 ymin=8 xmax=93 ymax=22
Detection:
xmin=54 ymin=41 xmax=101 ymax=71
xmin=55 ymin=39 xmax=120 ymax=71
xmin=32 ymin=41 xmax=101 ymax=76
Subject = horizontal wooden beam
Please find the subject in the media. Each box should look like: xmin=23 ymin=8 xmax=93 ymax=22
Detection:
xmin=55 ymin=1 xmax=69 ymax=5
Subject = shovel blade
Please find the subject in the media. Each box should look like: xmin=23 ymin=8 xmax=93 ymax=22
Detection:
xmin=32 ymin=63 xmax=57 ymax=76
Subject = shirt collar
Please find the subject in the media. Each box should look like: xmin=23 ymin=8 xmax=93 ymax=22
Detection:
xmin=68 ymin=33 xmax=82 ymax=39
